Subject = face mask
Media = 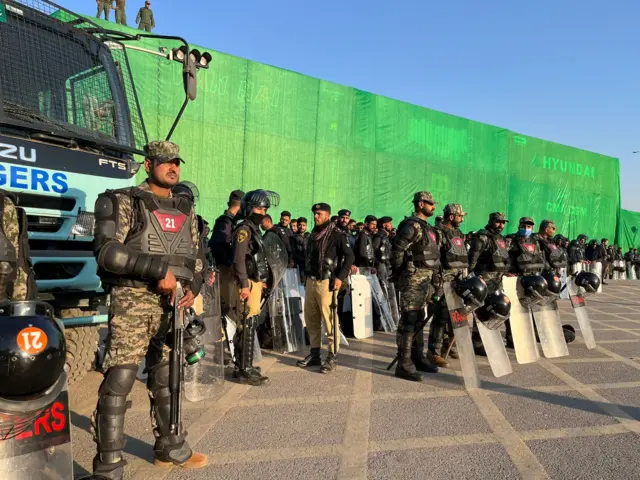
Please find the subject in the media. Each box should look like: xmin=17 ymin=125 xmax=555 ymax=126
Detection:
xmin=519 ymin=228 xmax=532 ymax=238
xmin=249 ymin=213 xmax=265 ymax=225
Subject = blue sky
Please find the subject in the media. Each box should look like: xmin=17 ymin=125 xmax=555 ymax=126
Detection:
xmin=67 ymin=0 xmax=639 ymax=209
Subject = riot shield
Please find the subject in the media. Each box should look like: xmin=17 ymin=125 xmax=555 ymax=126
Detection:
xmin=627 ymin=262 xmax=637 ymax=280
xmin=443 ymin=282 xmax=480 ymax=389
xmin=503 ymin=277 xmax=540 ymax=364
xmin=385 ymin=282 xmax=401 ymax=331
xmin=268 ymin=269 xmax=306 ymax=353
xmin=476 ymin=319 xmax=512 ymax=377
xmin=559 ymin=268 xmax=570 ymax=300
xmin=567 ymin=280 xmax=596 ymax=349
xmin=0 ymin=302 xmax=72 ymax=480
xmin=350 ymin=274 xmax=374 ymax=339
xmin=359 ymin=268 xmax=394 ymax=332
xmin=263 ymin=233 xmax=289 ymax=294
xmin=183 ymin=279 xmax=225 ymax=402
xmin=531 ymin=301 xmax=569 ymax=359
xmin=591 ymin=262 xmax=603 ymax=293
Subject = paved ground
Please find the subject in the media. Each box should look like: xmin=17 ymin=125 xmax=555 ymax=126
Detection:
xmin=69 ymin=281 xmax=640 ymax=479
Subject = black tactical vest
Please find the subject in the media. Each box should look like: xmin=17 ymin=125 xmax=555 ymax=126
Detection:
xmin=401 ymin=216 xmax=440 ymax=269
xmin=376 ymin=232 xmax=392 ymax=264
xmin=439 ymin=226 xmax=468 ymax=270
xmin=361 ymin=231 xmax=374 ymax=264
xmin=536 ymin=235 xmax=567 ymax=270
xmin=514 ymin=236 xmax=545 ymax=274
xmin=236 ymin=219 xmax=269 ymax=282
xmin=475 ymin=230 xmax=510 ymax=272
xmin=125 ymin=190 xmax=197 ymax=282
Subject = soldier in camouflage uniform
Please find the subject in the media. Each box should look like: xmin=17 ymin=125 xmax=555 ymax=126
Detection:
xmin=468 ymin=212 xmax=511 ymax=354
xmin=86 ymin=141 xmax=208 ymax=479
xmin=96 ymin=0 xmax=111 ymax=21
xmin=390 ymin=192 xmax=440 ymax=382
xmin=0 ymin=191 xmax=36 ymax=302
xmin=427 ymin=204 xmax=469 ymax=367
xmin=136 ymin=1 xmax=155 ymax=31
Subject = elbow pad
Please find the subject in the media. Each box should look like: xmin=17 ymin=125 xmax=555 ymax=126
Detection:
xmin=97 ymin=241 xmax=169 ymax=281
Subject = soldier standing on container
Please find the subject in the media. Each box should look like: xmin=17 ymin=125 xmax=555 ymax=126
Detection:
xmin=114 ymin=0 xmax=127 ymax=26
xmin=297 ymin=203 xmax=354 ymax=373
xmin=136 ymin=0 xmax=155 ymax=31
xmin=87 ymin=141 xmax=208 ymax=478
xmin=96 ymin=0 xmax=111 ymax=20
xmin=390 ymin=192 xmax=441 ymax=382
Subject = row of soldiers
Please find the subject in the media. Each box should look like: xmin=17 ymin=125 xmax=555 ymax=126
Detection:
xmin=0 ymin=139 xmax=617 ymax=478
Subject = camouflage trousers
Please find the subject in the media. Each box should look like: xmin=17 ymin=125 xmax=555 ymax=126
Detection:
xmin=427 ymin=269 xmax=461 ymax=355
xmin=102 ymin=286 xmax=171 ymax=370
xmin=398 ymin=268 xmax=434 ymax=312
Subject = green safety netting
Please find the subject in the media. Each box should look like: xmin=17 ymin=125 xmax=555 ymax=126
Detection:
xmin=616 ymin=209 xmax=640 ymax=251
xmin=76 ymin=18 xmax=624 ymax=240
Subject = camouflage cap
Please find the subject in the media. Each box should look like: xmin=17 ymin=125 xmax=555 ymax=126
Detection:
xmin=540 ymin=219 xmax=556 ymax=229
xmin=413 ymin=191 xmax=436 ymax=205
xmin=144 ymin=141 xmax=184 ymax=164
xmin=444 ymin=203 xmax=467 ymax=216
xmin=519 ymin=216 xmax=535 ymax=225
xmin=489 ymin=212 xmax=509 ymax=223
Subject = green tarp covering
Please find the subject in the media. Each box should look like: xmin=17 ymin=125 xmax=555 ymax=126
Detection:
xmin=74 ymin=18 xmax=625 ymax=239
xmin=616 ymin=209 xmax=640 ymax=251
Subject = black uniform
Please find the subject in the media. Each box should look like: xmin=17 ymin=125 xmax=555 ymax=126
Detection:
xmin=354 ymin=228 xmax=375 ymax=268
xmin=209 ymin=210 xmax=236 ymax=267
xmin=270 ymin=223 xmax=294 ymax=267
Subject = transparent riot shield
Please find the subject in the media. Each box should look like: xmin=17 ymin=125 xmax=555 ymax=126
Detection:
xmin=567 ymin=280 xmax=596 ymax=349
xmin=263 ymin=233 xmax=289 ymax=293
xmin=476 ymin=318 xmax=512 ymax=377
xmin=386 ymin=282 xmax=400 ymax=331
xmin=350 ymin=274 xmax=374 ymax=339
xmin=627 ymin=262 xmax=637 ymax=280
xmin=531 ymin=301 xmax=569 ymax=359
xmin=0 ymin=381 xmax=72 ymax=480
xmin=443 ymin=282 xmax=480 ymax=390
xmin=268 ymin=269 xmax=306 ymax=353
xmin=359 ymin=268 xmax=394 ymax=332
xmin=503 ymin=277 xmax=540 ymax=364
xmin=591 ymin=262 xmax=603 ymax=293
xmin=184 ymin=279 xmax=225 ymax=402
xmin=559 ymin=268 xmax=570 ymax=300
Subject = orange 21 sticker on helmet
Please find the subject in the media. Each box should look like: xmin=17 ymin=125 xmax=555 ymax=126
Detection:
xmin=17 ymin=327 xmax=48 ymax=355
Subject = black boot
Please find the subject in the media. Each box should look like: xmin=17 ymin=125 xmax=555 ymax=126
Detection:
xmin=86 ymin=365 xmax=137 ymax=480
xmin=320 ymin=352 xmax=337 ymax=374
xmin=234 ymin=316 xmax=269 ymax=386
xmin=412 ymin=329 xmax=439 ymax=373
xmin=146 ymin=362 xmax=194 ymax=466
xmin=395 ymin=332 xmax=423 ymax=382
xmin=297 ymin=347 xmax=322 ymax=368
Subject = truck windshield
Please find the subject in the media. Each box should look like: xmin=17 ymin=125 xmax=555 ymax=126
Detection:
xmin=0 ymin=2 xmax=136 ymax=149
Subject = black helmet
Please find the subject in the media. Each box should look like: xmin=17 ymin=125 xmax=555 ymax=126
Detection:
xmin=518 ymin=275 xmax=548 ymax=307
xmin=173 ymin=181 xmax=200 ymax=204
xmin=452 ymin=276 xmax=488 ymax=312
xmin=575 ymin=271 xmax=600 ymax=295
xmin=475 ymin=292 xmax=511 ymax=329
xmin=562 ymin=325 xmax=576 ymax=344
xmin=0 ymin=301 xmax=67 ymax=439
xmin=542 ymin=271 xmax=562 ymax=295
xmin=239 ymin=189 xmax=280 ymax=218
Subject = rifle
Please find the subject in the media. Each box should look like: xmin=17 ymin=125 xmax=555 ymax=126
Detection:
xmin=169 ymin=282 xmax=186 ymax=437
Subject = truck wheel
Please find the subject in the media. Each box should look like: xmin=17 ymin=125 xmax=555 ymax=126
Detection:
xmin=64 ymin=325 xmax=100 ymax=387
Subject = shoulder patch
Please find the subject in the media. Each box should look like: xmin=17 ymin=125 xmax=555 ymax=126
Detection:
xmin=237 ymin=228 xmax=249 ymax=244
